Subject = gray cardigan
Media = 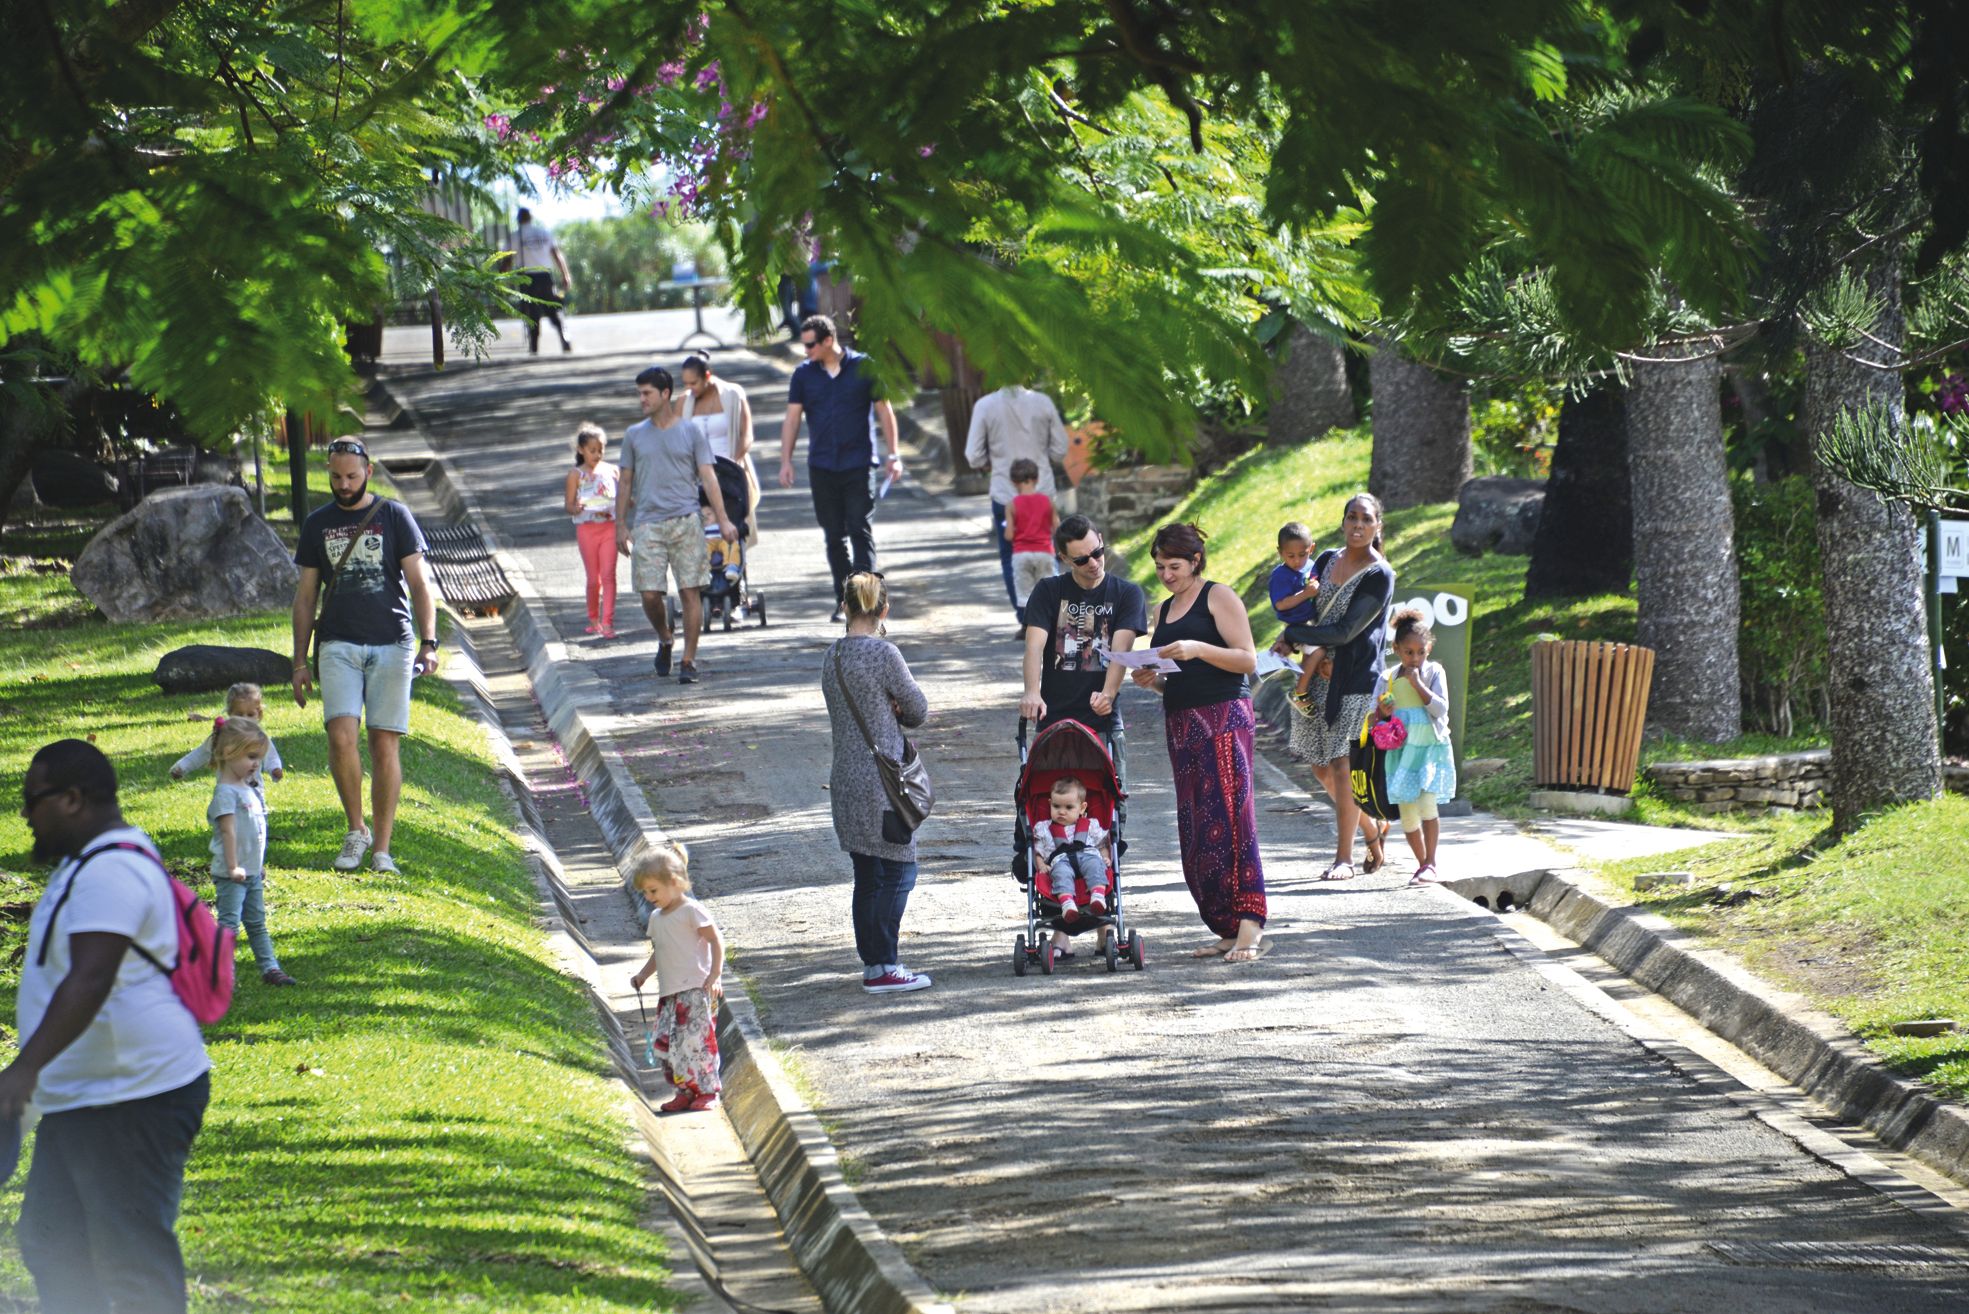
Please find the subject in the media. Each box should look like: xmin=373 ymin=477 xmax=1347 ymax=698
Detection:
xmin=821 ymin=635 xmax=930 ymax=862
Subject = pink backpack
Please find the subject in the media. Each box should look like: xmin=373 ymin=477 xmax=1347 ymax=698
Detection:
xmin=37 ymin=841 xmax=235 ymax=1026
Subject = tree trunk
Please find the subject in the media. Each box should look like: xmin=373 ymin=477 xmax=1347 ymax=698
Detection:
xmin=1625 ymin=352 xmax=1742 ymax=741
xmin=1268 ymin=322 xmax=1355 ymax=443
xmin=1803 ymin=256 xmax=1940 ymax=831
xmin=1526 ymin=380 xmax=1633 ymax=598
xmin=1367 ymin=342 xmax=1471 ymax=509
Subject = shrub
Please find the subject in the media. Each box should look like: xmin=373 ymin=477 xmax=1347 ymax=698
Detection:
xmin=1732 ymin=475 xmax=1828 ymax=736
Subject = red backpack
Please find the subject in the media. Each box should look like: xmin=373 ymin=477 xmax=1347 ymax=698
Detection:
xmin=37 ymin=841 xmax=235 ymax=1026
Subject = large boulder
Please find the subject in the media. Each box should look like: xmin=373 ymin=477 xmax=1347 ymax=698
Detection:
xmin=1450 ymin=476 xmax=1545 ymax=556
xmin=153 ymin=645 xmax=295 ymax=695
xmin=72 ymin=485 xmax=298 ymax=623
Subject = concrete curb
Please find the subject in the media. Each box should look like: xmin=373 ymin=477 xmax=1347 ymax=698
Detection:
xmin=394 ymin=391 xmax=953 ymax=1314
xmin=1444 ymin=868 xmax=1969 ymax=1190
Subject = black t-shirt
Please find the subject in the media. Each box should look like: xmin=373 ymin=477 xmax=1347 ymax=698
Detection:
xmin=1152 ymin=582 xmax=1249 ymax=710
xmin=1021 ymin=572 xmax=1149 ymax=731
xmin=295 ymin=497 xmax=429 ymax=645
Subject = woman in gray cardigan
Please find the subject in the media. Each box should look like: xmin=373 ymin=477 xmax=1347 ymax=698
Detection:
xmin=821 ymin=572 xmax=934 ymax=995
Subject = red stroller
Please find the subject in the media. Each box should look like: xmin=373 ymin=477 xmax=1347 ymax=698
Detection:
xmin=1011 ymin=718 xmax=1146 ymax=975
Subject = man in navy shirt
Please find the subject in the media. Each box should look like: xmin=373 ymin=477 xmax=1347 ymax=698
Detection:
xmin=778 ymin=314 xmax=904 ymax=622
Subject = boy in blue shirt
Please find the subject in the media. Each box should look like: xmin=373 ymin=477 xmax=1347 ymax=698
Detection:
xmin=1268 ymin=522 xmax=1327 ymax=714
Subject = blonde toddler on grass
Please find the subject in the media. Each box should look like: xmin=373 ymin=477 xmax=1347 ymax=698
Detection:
xmin=629 ymin=846 xmax=726 ymax=1113
xmin=207 ymin=717 xmax=297 ymax=987
xmin=171 ymin=682 xmax=283 ymax=793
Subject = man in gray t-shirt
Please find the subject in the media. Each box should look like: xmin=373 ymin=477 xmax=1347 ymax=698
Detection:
xmin=615 ymin=365 xmax=739 ymax=684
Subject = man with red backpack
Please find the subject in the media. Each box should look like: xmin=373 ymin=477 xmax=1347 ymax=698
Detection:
xmin=3 ymin=739 xmax=212 ymax=1314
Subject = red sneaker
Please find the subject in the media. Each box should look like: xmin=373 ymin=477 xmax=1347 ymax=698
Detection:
xmin=688 ymin=1093 xmax=720 ymax=1111
xmin=657 ymin=1090 xmax=694 ymax=1114
xmin=1087 ymin=890 xmax=1109 ymax=914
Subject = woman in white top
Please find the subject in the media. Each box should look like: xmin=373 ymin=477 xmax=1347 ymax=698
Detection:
xmin=563 ymin=423 xmax=621 ymax=637
xmin=679 ymin=355 xmax=760 ymax=541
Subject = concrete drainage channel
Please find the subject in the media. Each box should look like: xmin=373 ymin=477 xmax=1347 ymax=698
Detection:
xmin=1444 ymin=867 xmax=1969 ymax=1209
xmin=385 ymin=455 xmax=953 ymax=1314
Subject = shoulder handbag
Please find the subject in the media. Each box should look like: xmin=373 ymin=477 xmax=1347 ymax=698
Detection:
xmin=829 ymin=642 xmax=935 ymax=833
xmin=308 ymin=497 xmax=388 ymax=676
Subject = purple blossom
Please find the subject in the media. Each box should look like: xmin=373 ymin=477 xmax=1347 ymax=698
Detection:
xmin=657 ymin=60 xmax=685 ymax=85
xmin=1936 ymin=373 xmax=1969 ymax=416
xmin=918 ymin=142 xmax=936 ymax=157
xmin=744 ymin=101 xmax=769 ymax=128
xmin=696 ymin=61 xmax=721 ymax=89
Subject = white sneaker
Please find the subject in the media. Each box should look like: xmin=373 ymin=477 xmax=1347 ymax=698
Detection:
xmin=333 ymin=829 xmax=372 ymax=871
xmin=371 ymin=851 xmax=401 ymax=875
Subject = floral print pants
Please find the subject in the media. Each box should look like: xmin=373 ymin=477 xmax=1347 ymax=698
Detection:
xmin=649 ymin=987 xmax=721 ymax=1096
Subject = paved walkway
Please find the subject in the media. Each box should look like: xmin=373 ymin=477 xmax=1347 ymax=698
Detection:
xmin=380 ymin=328 xmax=1969 ymax=1312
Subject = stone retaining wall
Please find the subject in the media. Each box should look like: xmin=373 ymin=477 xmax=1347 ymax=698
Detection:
xmin=1076 ymin=465 xmax=1194 ymax=536
xmin=1648 ymin=748 xmax=1969 ymax=812
xmin=1646 ymin=750 xmax=1829 ymax=812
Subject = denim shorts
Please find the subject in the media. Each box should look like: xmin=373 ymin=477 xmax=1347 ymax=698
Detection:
xmin=319 ymin=639 xmax=416 ymax=734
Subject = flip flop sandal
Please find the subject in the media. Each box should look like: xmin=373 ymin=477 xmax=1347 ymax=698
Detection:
xmin=1361 ymin=833 xmax=1387 ymax=874
xmin=1190 ymin=941 xmax=1233 ymax=958
xmin=1224 ymin=940 xmax=1271 ymax=964
xmin=1408 ymin=865 xmax=1442 ymax=886
xmin=1320 ymin=862 xmax=1357 ymax=881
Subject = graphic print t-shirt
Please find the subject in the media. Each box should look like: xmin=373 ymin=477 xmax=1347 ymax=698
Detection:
xmin=295 ymin=497 xmax=429 ymax=645
xmin=1021 ymin=572 xmax=1148 ymax=732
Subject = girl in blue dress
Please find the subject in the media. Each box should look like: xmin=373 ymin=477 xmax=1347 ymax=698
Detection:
xmin=1374 ymin=608 xmax=1456 ymax=883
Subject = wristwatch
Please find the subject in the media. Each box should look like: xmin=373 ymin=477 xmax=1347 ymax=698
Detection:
xmin=419 ymin=638 xmax=439 ymax=652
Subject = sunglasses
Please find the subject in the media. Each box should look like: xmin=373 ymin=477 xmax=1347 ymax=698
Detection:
xmin=800 ymin=336 xmax=829 ymax=352
xmin=326 ymin=439 xmax=369 ymax=457
xmin=20 ymin=783 xmax=67 ymax=812
xmin=1065 ymin=543 xmax=1105 ymax=567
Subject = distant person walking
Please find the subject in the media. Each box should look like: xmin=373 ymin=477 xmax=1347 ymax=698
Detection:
xmin=564 ymin=423 xmax=620 ymax=637
xmin=779 ymin=315 xmax=904 ymax=622
xmin=964 ymin=381 xmax=1071 ymax=616
xmin=822 ymin=572 xmax=933 ymax=995
xmin=5 ymin=739 xmax=211 ymax=1314
xmin=679 ymin=353 xmax=761 ymax=542
xmin=1278 ymin=493 xmax=1396 ymax=881
xmin=1002 ymin=458 xmax=1056 ymax=617
xmin=1128 ymin=524 xmax=1267 ymax=963
xmin=617 ymin=366 xmax=741 ymax=684
xmin=514 ymin=206 xmax=574 ymax=354
xmin=291 ymin=437 xmax=440 ymax=876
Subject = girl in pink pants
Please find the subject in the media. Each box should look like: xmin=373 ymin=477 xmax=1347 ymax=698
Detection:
xmin=563 ymin=423 xmax=620 ymax=637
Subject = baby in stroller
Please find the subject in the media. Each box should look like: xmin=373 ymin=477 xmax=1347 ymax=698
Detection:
xmin=1012 ymin=717 xmax=1144 ymax=974
xmin=1042 ymin=778 xmax=1111 ymax=919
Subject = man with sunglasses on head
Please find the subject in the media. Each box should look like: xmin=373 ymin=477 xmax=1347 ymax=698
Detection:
xmin=1019 ymin=514 xmax=1145 ymax=783
xmin=290 ymin=437 xmax=439 ymax=876
xmin=779 ymin=314 xmax=904 ymax=623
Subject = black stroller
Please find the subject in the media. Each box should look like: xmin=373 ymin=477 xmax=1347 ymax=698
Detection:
xmin=678 ymin=455 xmax=767 ymax=631
xmin=1011 ymin=718 xmax=1145 ymax=975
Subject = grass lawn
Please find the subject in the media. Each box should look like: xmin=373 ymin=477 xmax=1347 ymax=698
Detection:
xmin=1595 ymin=795 xmax=1969 ymax=1103
xmin=1112 ymin=431 xmax=1825 ymax=828
xmin=0 ymin=566 xmax=676 ymax=1310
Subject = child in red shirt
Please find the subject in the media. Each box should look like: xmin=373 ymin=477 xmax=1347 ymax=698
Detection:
xmin=1004 ymin=458 xmax=1057 ymax=613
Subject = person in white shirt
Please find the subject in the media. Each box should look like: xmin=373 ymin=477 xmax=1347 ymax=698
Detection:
xmin=678 ymin=354 xmax=761 ymax=542
xmin=963 ymin=382 xmax=1071 ymax=616
xmin=2 ymin=739 xmax=211 ymax=1314
xmin=514 ymin=206 xmax=575 ymax=354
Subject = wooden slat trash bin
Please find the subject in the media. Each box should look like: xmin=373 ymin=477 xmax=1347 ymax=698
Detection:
xmin=1531 ymin=640 xmax=1656 ymax=794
